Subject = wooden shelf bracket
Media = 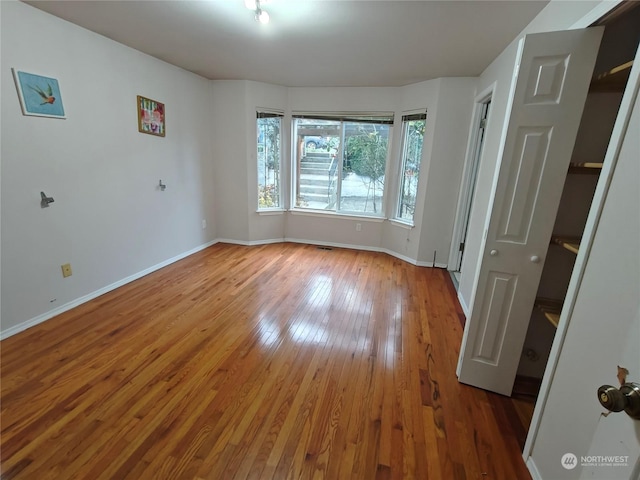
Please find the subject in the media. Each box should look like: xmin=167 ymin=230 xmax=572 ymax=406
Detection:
xmin=568 ymin=162 xmax=603 ymax=175
xmin=550 ymin=235 xmax=581 ymax=254
xmin=535 ymin=297 xmax=563 ymax=328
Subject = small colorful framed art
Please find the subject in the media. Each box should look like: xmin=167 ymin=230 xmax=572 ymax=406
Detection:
xmin=12 ymin=69 xmax=66 ymax=119
xmin=137 ymin=95 xmax=165 ymax=137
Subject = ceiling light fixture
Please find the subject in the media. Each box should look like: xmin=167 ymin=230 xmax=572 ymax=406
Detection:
xmin=245 ymin=0 xmax=270 ymax=24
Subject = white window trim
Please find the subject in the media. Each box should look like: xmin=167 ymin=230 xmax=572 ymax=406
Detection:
xmin=394 ymin=109 xmax=427 ymax=223
xmin=389 ymin=218 xmax=414 ymax=229
xmin=291 ymin=113 xmax=393 ymax=218
xmin=289 ymin=208 xmax=385 ymax=223
xmin=256 ymin=209 xmax=285 ymax=216
xmin=257 ymin=109 xmax=285 ymax=211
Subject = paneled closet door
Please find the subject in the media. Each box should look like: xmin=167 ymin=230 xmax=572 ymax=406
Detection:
xmin=456 ymin=27 xmax=603 ymax=396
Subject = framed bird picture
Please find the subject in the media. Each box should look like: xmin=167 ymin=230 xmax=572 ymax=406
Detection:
xmin=137 ymin=95 xmax=165 ymax=137
xmin=12 ymin=69 xmax=66 ymax=119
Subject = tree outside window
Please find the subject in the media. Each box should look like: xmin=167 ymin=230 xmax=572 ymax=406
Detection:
xmin=396 ymin=113 xmax=426 ymax=223
xmin=344 ymin=123 xmax=389 ymax=214
xmin=293 ymin=115 xmax=393 ymax=216
xmin=257 ymin=112 xmax=282 ymax=209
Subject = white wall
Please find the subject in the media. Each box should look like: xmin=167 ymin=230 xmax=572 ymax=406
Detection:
xmin=417 ymin=78 xmax=476 ymax=266
xmin=211 ymin=80 xmax=251 ymax=242
xmin=212 ymin=80 xmax=290 ymax=244
xmin=0 ymin=0 xmax=485 ymax=339
xmin=381 ymin=80 xmax=439 ymax=262
xmin=1 ymin=1 xmax=216 ymax=336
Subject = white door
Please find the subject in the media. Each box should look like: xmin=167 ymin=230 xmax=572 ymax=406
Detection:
xmin=526 ymin=68 xmax=640 ymax=479
xmin=583 ymin=310 xmax=640 ymax=480
xmin=456 ymin=27 xmax=603 ymax=395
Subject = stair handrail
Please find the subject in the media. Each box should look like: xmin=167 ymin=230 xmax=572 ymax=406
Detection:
xmin=327 ymin=154 xmax=338 ymax=207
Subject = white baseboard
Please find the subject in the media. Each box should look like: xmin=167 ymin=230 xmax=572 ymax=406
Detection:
xmin=284 ymin=237 xmax=425 ymax=266
xmin=457 ymin=290 xmax=470 ymax=317
xmin=2 ymin=237 xmax=447 ymax=340
xmin=192 ymin=237 xmax=428 ymax=268
xmin=285 ymin=236 xmax=382 ymax=253
xmin=387 ymin=249 xmax=420 ymax=266
xmin=218 ymin=237 xmax=450 ymax=269
xmin=526 ymin=456 xmax=542 ymax=480
xmin=416 ymin=260 xmax=448 ymax=268
xmin=216 ymin=237 xmax=285 ymax=246
xmin=0 ymin=240 xmax=218 ymax=340
xmin=239 ymin=236 xmax=450 ymax=269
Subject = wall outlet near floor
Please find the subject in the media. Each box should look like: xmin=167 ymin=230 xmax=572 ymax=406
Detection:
xmin=202 ymin=219 xmax=207 ymax=229
xmin=61 ymin=263 xmax=72 ymax=278
xmin=355 ymin=223 xmax=362 ymax=232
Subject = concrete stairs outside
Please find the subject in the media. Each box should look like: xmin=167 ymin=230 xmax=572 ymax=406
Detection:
xmin=299 ymin=152 xmax=336 ymax=204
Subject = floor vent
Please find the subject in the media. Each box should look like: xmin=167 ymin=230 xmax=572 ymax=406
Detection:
xmin=317 ymin=246 xmax=333 ymax=251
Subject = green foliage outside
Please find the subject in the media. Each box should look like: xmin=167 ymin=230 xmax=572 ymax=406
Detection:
xmin=398 ymin=119 xmax=425 ymax=220
xmin=259 ymin=184 xmax=278 ymax=208
xmin=345 ymin=125 xmax=388 ymax=213
xmin=258 ymin=117 xmax=281 ymax=208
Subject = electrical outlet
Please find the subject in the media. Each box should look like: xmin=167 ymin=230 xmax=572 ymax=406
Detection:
xmin=61 ymin=263 xmax=72 ymax=278
xmin=202 ymin=219 xmax=207 ymax=229
xmin=356 ymin=223 xmax=362 ymax=232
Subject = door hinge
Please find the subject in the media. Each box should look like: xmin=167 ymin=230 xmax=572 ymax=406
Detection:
xmin=480 ymin=118 xmax=487 ymax=128
xmin=459 ymin=242 xmax=465 ymax=252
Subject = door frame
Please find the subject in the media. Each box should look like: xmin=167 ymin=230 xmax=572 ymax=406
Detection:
xmin=523 ymin=2 xmax=638 ymax=467
xmin=447 ymin=84 xmax=495 ymax=276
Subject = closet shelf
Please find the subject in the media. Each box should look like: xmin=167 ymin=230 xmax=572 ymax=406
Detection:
xmin=590 ymin=60 xmax=634 ymax=92
xmin=551 ymin=235 xmax=581 ymax=254
xmin=568 ymin=162 xmax=603 ymax=175
xmin=535 ymin=297 xmax=563 ymax=328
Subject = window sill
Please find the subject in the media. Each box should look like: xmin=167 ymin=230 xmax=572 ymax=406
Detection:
xmin=289 ymin=208 xmax=386 ymax=223
xmin=389 ymin=218 xmax=414 ymax=229
xmin=256 ymin=209 xmax=285 ymax=216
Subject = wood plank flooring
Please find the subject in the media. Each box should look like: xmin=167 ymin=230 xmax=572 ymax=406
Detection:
xmin=1 ymin=243 xmax=533 ymax=479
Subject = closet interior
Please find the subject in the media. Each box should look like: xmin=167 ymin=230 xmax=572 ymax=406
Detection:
xmin=515 ymin=2 xmax=640 ymax=394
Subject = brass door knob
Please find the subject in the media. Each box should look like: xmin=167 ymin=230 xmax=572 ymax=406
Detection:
xmin=597 ymin=383 xmax=640 ymax=420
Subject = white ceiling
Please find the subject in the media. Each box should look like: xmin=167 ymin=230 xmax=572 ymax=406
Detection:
xmin=24 ymin=0 xmax=549 ymax=87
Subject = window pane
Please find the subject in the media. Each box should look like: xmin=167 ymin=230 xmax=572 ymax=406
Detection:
xmin=294 ymin=119 xmax=341 ymax=210
xmin=397 ymin=116 xmax=426 ymax=222
xmin=293 ymin=117 xmax=391 ymax=216
xmin=257 ymin=116 xmax=281 ymax=209
xmin=342 ymin=122 xmax=390 ymax=214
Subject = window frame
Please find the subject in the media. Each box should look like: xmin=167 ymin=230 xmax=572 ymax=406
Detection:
xmin=394 ymin=111 xmax=427 ymax=225
xmin=256 ymin=110 xmax=284 ymax=211
xmin=291 ymin=113 xmax=394 ymax=218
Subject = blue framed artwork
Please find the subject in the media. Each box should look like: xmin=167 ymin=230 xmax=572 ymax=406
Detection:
xmin=12 ymin=69 xmax=66 ymax=119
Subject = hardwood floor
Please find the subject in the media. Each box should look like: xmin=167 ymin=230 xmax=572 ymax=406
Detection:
xmin=1 ymin=243 xmax=533 ymax=479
